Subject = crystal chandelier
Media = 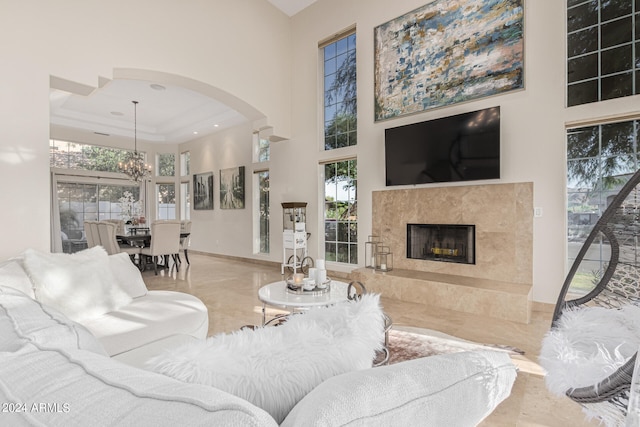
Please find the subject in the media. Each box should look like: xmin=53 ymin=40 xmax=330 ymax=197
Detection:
xmin=118 ymin=100 xmax=151 ymax=182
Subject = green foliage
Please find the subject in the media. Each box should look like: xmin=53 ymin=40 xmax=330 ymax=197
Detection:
xmin=158 ymin=153 xmax=175 ymax=176
xmin=81 ymin=146 xmax=129 ymax=172
xmin=568 ymin=122 xmax=636 ymax=189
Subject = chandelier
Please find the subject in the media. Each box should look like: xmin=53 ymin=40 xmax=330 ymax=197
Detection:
xmin=118 ymin=100 xmax=152 ymax=182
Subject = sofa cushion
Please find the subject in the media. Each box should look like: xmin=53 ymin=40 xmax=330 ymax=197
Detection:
xmin=22 ymin=247 xmax=132 ymax=323
xmin=281 ymin=350 xmax=517 ymax=427
xmin=147 ymin=293 xmax=385 ymax=424
xmin=0 ymin=286 xmax=106 ymax=355
xmin=0 ymin=258 xmax=34 ymax=298
xmin=108 ymin=252 xmax=148 ymax=298
xmin=82 ymin=290 xmax=209 ymax=356
xmin=0 ymin=345 xmax=278 ymax=427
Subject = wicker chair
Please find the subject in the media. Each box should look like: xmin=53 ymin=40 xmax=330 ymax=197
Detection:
xmin=549 ymin=169 xmax=640 ymax=417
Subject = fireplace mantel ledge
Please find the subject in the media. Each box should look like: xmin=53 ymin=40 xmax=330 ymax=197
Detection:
xmin=350 ymin=267 xmax=533 ymax=324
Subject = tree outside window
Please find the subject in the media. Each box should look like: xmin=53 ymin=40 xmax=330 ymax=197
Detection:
xmin=324 ymin=159 xmax=357 ymax=264
xmin=157 ymin=153 xmax=175 ymax=176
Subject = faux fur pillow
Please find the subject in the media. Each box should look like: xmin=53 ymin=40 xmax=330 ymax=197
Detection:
xmin=22 ymin=247 xmax=132 ymax=323
xmin=540 ymin=304 xmax=640 ymax=396
xmin=147 ymin=293 xmax=385 ymax=423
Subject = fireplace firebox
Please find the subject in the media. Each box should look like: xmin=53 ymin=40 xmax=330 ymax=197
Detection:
xmin=407 ymin=224 xmax=475 ymax=265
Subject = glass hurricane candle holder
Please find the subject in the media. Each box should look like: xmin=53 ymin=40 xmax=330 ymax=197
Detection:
xmin=375 ymin=246 xmax=393 ymax=272
xmin=365 ymin=236 xmax=380 ymax=269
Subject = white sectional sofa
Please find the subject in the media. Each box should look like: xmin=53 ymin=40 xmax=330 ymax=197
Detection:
xmin=0 ymin=246 xmax=208 ymax=358
xmin=0 ymin=247 xmax=517 ymax=426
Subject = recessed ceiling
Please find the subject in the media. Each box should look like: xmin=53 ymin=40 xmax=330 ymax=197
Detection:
xmin=50 ymin=79 xmax=249 ymax=144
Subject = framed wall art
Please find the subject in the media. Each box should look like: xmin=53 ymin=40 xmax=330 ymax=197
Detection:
xmin=374 ymin=0 xmax=524 ymax=121
xmin=220 ymin=166 xmax=245 ymax=209
xmin=193 ymin=172 xmax=214 ymax=210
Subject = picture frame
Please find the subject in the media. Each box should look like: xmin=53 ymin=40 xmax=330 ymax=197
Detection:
xmin=374 ymin=0 xmax=524 ymax=121
xmin=193 ymin=172 xmax=214 ymax=210
xmin=220 ymin=166 xmax=245 ymax=209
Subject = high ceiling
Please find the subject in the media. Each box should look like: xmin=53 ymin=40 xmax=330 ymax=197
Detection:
xmin=50 ymin=0 xmax=316 ymax=145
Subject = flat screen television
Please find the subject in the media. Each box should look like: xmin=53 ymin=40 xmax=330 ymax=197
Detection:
xmin=384 ymin=106 xmax=500 ymax=186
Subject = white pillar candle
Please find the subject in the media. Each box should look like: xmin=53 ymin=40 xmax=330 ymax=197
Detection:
xmin=316 ymin=269 xmax=327 ymax=284
xmin=316 ymin=259 xmax=325 ymax=270
xmin=308 ymin=267 xmax=318 ymax=282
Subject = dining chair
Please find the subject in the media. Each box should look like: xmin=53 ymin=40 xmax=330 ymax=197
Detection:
xmin=83 ymin=221 xmax=96 ymax=248
xmin=96 ymin=221 xmax=141 ymax=263
xmin=103 ymin=219 xmax=126 ymax=235
xmin=140 ymin=220 xmax=181 ymax=275
xmin=83 ymin=221 xmax=102 ymax=248
xmin=178 ymin=220 xmax=192 ymax=265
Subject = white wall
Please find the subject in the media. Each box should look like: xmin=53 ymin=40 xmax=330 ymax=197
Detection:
xmin=179 ymin=124 xmax=256 ymax=259
xmin=0 ymin=0 xmax=291 ymax=259
xmin=286 ymin=0 xmax=640 ymax=304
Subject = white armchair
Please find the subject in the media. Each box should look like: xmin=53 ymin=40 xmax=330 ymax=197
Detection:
xmin=140 ymin=220 xmax=181 ymax=275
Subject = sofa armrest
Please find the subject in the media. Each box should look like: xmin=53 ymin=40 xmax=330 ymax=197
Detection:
xmin=281 ymin=350 xmax=517 ymax=427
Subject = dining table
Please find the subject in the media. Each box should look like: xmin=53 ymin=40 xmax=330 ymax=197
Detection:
xmin=117 ymin=232 xmax=190 ymax=247
xmin=117 ymin=231 xmax=191 ymax=272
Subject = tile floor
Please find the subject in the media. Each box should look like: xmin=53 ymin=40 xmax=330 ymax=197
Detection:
xmin=142 ymin=253 xmax=599 ymax=426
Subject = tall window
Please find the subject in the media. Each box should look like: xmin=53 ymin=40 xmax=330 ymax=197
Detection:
xmin=258 ymin=136 xmax=270 ymax=162
xmin=50 ymin=139 xmax=139 ymax=171
xmin=566 ymin=119 xmax=640 ymax=292
xmin=157 ymin=183 xmax=176 ymax=219
xmin=567 ymin=0 xmax=639 ymax=106
xmin=323 ymin=31 xmax=357 ymax=150
xmin=180 ymin=182 xmax=190 ymax=220
xmin=324 ymin=159 xmax=357 ymax=264
xmin=256 ymin=171 xmax=270 ymax=253
xmin=180 ymin=151 xmax=190 ymax=176
xmin=157 ymin=153 xmax=175 ymax=176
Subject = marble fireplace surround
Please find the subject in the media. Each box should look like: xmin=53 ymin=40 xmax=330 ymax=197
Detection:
xmin=351 ymin=182 xmax=533 ymax=323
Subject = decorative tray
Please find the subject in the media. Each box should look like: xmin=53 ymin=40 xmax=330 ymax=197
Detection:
xmin=285 ymin=277 xmax=331 ymax=295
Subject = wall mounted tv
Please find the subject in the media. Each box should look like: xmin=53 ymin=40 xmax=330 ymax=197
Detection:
xmin=384 ymin=106 xmax=500 ymax=186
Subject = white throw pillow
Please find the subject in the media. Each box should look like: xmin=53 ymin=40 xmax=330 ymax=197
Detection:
xmin=108 ymin=253 xmax=148 ymax=298
xmin=281 ymin=350 xmax=517 ymax=427
xmin=147 ymin=293 xmax=385 ymax=424
xmin=0 ymin=258 xmax=35 ymax=298
xmin=22 ymin=247 xmax=132 ymax=323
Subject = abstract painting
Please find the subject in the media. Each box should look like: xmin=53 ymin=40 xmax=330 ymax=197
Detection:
xmin=193 ymin=172 xmax=214 ymax=210
xmin=374 ymin=0 xmax=524 ymax=121
xmin=220 ymin=166 xmax=245 ymax=209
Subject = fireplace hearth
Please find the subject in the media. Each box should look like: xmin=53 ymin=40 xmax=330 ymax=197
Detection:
xmin=407 ymin=224 xmax=475 ymax=265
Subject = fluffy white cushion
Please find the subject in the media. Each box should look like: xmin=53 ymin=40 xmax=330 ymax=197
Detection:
xmin=108 ymin=253 xmax=148 ymax=298
xmin=282 ymin=350 xmax=517 ymax=427
xmin=22 ymin=247 xmax=132 ymax=322
xmin=0 ymin=286 xmax=106 ymax=355
xmin=539 ymin=304 xmax=640 ymax=396
xmin=0 ymin=258 xmax=35 ymax=298
xmin=147 ymin=293 xmax=385 ymax=423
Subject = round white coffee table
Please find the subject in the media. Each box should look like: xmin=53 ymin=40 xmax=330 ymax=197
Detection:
xmin=258 ymin=279 xmax=349 ymax=325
